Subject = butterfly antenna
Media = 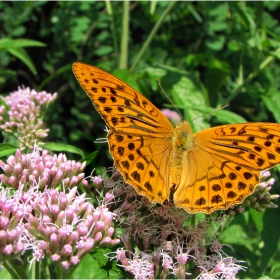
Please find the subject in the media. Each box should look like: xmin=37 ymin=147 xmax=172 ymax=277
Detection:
xmin=157 ymin=79 xmax=183 ymax=120
xmin=190 ymin=105 xmax=229 ymax=122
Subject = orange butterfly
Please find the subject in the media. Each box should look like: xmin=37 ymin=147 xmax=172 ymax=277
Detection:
xmin=73 ymin=62 xmax=280 ymax=214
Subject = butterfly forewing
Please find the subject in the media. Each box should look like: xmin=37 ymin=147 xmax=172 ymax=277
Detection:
xmin=108 ymin=131 xmax=173 ymax=202
xmin=72 ymin=63 xmax=174 ymax=136
xmin=73 ymin=62 xmax=174 ymax=204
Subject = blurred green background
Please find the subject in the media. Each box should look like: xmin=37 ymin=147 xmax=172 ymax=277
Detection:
xmin=1 ymin=1 xmax=280 ymax=278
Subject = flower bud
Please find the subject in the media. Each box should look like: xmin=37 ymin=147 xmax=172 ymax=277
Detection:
xmin=70 ymin=255 xmax=80 ymax=266
xmin=51 ymin=254 xmax=61 ymax=262
xmin=100 ymin=237 xmax=112 ymax=246
xmin=3 ymin=244 xmax=13 ymax=256
xmin=94 ymin=232 xmax=103 ymax=243
xmin=61 ymin=244 xmax=72 ymax=257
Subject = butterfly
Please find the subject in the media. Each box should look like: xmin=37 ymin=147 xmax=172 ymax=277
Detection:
xmin=73 ymin=62 xmax=280 ymax=214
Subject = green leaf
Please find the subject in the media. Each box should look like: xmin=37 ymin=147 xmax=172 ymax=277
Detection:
xmin=90 ymin=248 xmax=124 ymax=279
xmin=81 ymin=151 xmax=98 ymax=165
xmin=38 ymin=64 xmax=72 ymax=91
xmin=213 ymin=109 xmax=247 ymax=124
xmin=7 ymin=48 xmax=37 ymax=75
xmin=262 ymin=88 xmax=280 ymax=123
xmin=228 ymin=40 xmax=242 ymax=51
xmin=0 ymin=267 xmax=13 ymax=279
xmin=231 ymin=2 xmax=256 ymax=35
xmin=271 ymin=263 xmax=280 ymax=274
xmin=259 ymin=209 xmax=280 ymax=275
xmin=146 ymin=67 xmax=167 ymax=91
xmin=41 ymin=142 xmax=85 ymax=158
xmin=71 ymin=254 xmax=108 ymax=279
xmin=250 ymin=208 xmax=264 ymax=233
xmin=70 ymin=16 xmax=91 ymax=42
xmin=95 ymin=46 xmax=113 ymax=57
xmin=220 ymin=218 xmax=249 ymax=246
xmin=187 ymin=3 xmax=202 ymax=23
xmin=0 ymin=143 xmax=18 ymax=158
xmin=204 ymin=59 xmax=230 ymax=101
xmin=0 ymin=38 xmax=46 ymax=50
xmin=205 ymin=36 xmax=225 ymax=51
xmin=159 ymin=66 xmax=209 ymax=132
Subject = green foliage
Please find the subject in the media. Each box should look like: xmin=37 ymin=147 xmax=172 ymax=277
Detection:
xmin=0 ymin=143 xmax=18 ymax=157
xmin=42 ymin=142 xmax=85 ymax=158
xmin=1 ymin=1 xmax=280 ymax=279
xmin=71 ymin=250 xmax=122 ymax=279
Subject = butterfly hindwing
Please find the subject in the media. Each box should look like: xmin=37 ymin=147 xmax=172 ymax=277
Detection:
xmin=174 ymin=123 xmax=280 ymax=213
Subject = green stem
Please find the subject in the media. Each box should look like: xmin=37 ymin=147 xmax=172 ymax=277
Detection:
xmin=106 ymin=0 xmax=119 ymax=66
xmin=35 ymin=260 xmax=40 ymax=279
xmin=211 ymin=215 xmax=231 ymax=241
xmin=42 ymin=257 xmax=51 ymax=279
xmin=11 ymin=258 xmax=29 ymax=279
xmin=77 ymin=20 xmax=97 ymax=62
xmin=226 ymin=47 xmax=280 ymax=104
xmin=130 ymin=0 xmax=177 ymax=72
xmin=238 ymin=51 xmax=244 ymax=87
xmin=3 ymin=261 xmax=20 ymax=279
xmin=119 ymin=1 xmax=130 ymax=69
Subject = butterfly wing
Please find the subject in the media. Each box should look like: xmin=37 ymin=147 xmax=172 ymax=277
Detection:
xmin=174 ymin=122 xmax=280 ymax=213
xmin=73 ymin=62 xmax=175 ymax=202
xmin=108 ymin=131 xmax=173 ymax=202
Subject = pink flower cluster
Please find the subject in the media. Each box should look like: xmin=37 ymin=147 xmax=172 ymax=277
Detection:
xmin=84 ymin=171 xmax=248 ymax=279
xmin=25 ymin=187 xmax=119 ymax=270
xmin=0 ymin=87 xmax=57 ymax=150
xmin=0 ymin=149 xmax=120 ymax=277
xmin=0 ymin=187 xmax=32 ymax=264
xmin=0 ymin=148 xmax=85 ymax=191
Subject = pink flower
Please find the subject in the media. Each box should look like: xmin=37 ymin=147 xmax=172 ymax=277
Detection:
xmin=161 ymin=108 xmax=181 ymax=126
xmin=0 ymin=147 xmax=86 ymax=190
xmin=0 ymin=87 xmax=57 ymax=150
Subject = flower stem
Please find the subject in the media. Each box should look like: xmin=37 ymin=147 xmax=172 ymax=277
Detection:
xmin=42 ymin=257 xmax=51 ymax=279
xmin=130 ymin=1 xmax=177 ymax=72
xmin=106 ymin=0 xmax=119 ymax=66
xmin=3 ymin=261 xmax=20 ymax=279
xmin=119 ymin=1 xmax=130 ymax=69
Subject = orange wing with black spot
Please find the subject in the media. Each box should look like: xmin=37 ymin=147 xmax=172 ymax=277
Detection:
xmin=73 ymin=62 xmax=280 ymax=214
xmin=73 ymin=62 xmax=174 ymax=203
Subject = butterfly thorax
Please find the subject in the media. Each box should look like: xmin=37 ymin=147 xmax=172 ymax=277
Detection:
xmin=171 ymin=121 xmax=194 ymax=186
xmin=172 ymin=121 xmax=193 ymax=149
